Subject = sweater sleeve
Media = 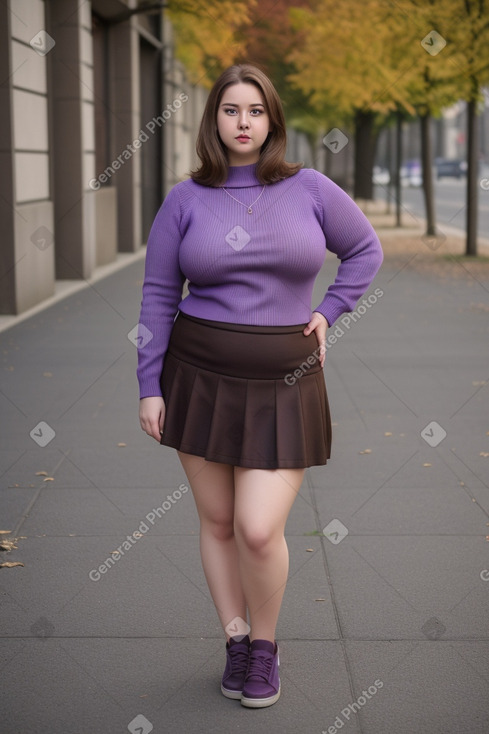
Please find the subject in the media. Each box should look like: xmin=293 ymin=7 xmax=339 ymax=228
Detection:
xmin=136 ymin=185 xmax=185 ymax=399
xmin=310 ymin=170 xmax=384 ymax=327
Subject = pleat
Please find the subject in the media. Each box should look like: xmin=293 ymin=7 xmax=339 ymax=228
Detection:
xmin=160 ymin=353 xmax=199 ymax=449
xmin=205 ymin=374 xmax=247 ymax=463
xmin=275 ymin=377 xmax=308 ymax=466
xmin=298 ymin=372 xmax=331 ymax=464
xmin=240 ymin=379 xmax=278 ymax=467
xmin=179 ymin=368 xmax=218 ymax=453
xmin=158 ymin=313 xmax=332 ymax=468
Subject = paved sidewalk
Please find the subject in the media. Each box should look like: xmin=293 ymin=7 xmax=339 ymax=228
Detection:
xmin=1 ymin=225 xmax=488 ymax=734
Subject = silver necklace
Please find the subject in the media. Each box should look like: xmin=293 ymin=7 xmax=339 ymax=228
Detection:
xmin=221 ymin=184 xmax=266 ymax=214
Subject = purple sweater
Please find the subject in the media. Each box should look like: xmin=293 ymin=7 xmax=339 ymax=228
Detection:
xmin=137 ymin=162 xmax=383 ymax=398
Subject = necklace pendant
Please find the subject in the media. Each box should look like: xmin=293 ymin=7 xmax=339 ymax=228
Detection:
xmin=248 ymin=207 xmax=252 ymax=214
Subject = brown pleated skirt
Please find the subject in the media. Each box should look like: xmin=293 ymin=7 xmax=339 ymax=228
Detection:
xmin=159 ymin=310 xmax=332 ymax=469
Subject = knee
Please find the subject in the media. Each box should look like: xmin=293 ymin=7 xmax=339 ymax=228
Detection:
xmin=234 ymin=522 xmax=281 ymax=556
xmin=201 ymin=513 xmax=234 ymax=542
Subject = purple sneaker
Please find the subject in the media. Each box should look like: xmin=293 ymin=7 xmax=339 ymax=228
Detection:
xmin=241 ymin=639 xmax=280 ymax=708
xmin=221 ymin=634 xmax=251 ymax=699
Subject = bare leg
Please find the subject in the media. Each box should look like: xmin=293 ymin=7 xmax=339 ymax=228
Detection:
xmin=233 ymin=467 xmax=305 ymax=643
xmin=177 ymin=450 xmax=246 ymax=641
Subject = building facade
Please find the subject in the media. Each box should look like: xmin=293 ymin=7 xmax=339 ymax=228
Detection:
xmin=0 ymin=0 xmax=204 ymax=315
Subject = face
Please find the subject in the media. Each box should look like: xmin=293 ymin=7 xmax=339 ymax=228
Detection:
xmin=216 ymin=82 xmax=271 ymax=166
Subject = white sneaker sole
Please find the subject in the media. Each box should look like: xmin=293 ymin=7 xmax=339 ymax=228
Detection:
xmin=221 ymin=684 xmax=243 ymax=699
xmin=241 ymin=647 xmax=280 ymax=708
xmin=240 ymin=684 xmax=281 ymax=708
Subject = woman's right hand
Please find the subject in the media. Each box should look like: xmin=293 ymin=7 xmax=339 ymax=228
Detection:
xmin=139 ymin=396 xmax=166 ymax=441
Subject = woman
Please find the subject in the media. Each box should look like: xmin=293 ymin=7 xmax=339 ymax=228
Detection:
xmin=137 ymin=63 xmax=383 ymax=708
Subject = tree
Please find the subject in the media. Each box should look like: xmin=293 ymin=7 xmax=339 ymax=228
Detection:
xmin=235 ymin=0 xmax=327 ymax=169
xmin=286 ymin=0 xmax=419 ymax=199
xmin=397 ymin=0 xmax=489 ymax=253
xmin=396 ymin=2 xmax=461 ymax=239
xmin=448 ymin=0 xmax=489 ymax=256
xmin=166 ymin=0 xmax=256 ymax=86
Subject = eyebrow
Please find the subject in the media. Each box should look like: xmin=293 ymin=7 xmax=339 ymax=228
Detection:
xmin=220 ymin=103 xmax=265 ymax=108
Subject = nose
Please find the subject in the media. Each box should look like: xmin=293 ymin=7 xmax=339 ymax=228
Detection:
xmin=238 ymin=112 xmax=250 ymax=129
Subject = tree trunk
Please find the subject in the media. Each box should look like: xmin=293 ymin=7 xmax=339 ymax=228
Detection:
xmin=353 ymin=110 xmax=378 ymax=200
xmin=420 ymin=113 xmax=436 ymax=236
xmin=385 ymin=124 xmax=392 ymax=214
xmin=395 ymin=110 xmax=402 ymax=227
xmin=466 ymin=97 xmax=478 ymax=256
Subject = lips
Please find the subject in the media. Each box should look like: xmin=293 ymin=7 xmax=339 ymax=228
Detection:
xmin=236 ymin=135 xmax=250 ymax=140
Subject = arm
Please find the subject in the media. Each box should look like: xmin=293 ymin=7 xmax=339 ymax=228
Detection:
xmin=311 ymin=170 xmax=384 ymax=328
xmin=136 ymin=184 xmax=186 ymax=400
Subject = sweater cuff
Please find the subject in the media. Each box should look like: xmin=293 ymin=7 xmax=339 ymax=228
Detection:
xmin=139 ymin=378 xmax=163 ymax=400
xmin=313 ymin=299 xmax=349 ymax=329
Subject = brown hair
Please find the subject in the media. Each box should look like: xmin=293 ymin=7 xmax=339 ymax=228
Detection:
xmin=189 ymin=63 xmax=302 ymax=187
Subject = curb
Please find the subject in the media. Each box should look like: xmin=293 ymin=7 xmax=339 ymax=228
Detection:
xmin=0 ymin=248 xmax=147 ymax=335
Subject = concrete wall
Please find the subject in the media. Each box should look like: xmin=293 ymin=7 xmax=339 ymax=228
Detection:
xmin=0 ymin=0 xmax=161 ymax=314
xmin=95 ymin=187 xmax=118 ymax=266
xmin=0 ymin=0 xmax=56 ymax=314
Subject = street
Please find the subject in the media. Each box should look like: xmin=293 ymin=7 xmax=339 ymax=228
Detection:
xmin=375 ymin=172 xmax=489 ymax=239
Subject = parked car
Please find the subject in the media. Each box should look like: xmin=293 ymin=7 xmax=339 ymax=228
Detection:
xmin=400 ymin=159 xmax=422 ymax=187
xmin=373 ymin=166 xmax=390 ymax=185
xmin=435 ymin=158 xmax=467 ymax=179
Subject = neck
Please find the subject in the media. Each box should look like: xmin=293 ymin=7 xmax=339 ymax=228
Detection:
xmin=222 ymin=161 xmax=261 ymax=188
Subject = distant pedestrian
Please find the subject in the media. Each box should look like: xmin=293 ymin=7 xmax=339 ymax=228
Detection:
xmin=137 ymin=63 xmax=383 ymax=707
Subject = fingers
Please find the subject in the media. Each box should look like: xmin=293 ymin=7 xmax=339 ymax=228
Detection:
xmin=304 ymin=312 xmax=328 ymax=368
xmin=139 ymin=398 xmax=165 ymax=442
xmin=317 ymin=334 xmax=326 ymax=368
xmin=140 ymin=417 xmax=160 ymax=441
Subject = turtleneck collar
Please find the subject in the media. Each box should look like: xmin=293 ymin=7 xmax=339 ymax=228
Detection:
xmin=222 ymin=162 xmax=262 ymax=188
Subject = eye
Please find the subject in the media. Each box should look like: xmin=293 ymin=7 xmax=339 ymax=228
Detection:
xmin=250 ymin=108 xmax=264 ymax=115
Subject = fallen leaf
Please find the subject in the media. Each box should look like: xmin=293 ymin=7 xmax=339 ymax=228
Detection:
xmin=35 ymin=471 xmax=48 ymax=476
xmin=0 ymin=530 xmax=12 ymax=534
xmin=0 ymin=539 xmax=17 ymax=551
xmin=384 ymin=432 xmax=392 ymax=436
xmin=43 ymin=477 xmax=54 ymax=482
xmin=43 ymin=372 xmax=53 ymax=377
xmin=315 ymin=598 xmax=326 ymax=602
xmin=305 ymin=548 xmax=314 ymax=552
xmin=0 ymin=561 xmax=24 ymax=568
xmin=480 ymin=452 xmax=489 ymax=458
xmin=117 ymin=443 xmax=126 ymax=447
xmin=423 ymin=463 xmax=432 ymax=467
xmin=359 ymin=449 xmax=372 ymax=454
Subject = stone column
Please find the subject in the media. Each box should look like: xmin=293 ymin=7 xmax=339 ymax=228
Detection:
xmin=48 ymin=0 xmax=96 ymax=280
xmin=109 ymin=17 xmax=141 ymax=252
xmin=0 ymin=0 xmax=55 ymax=314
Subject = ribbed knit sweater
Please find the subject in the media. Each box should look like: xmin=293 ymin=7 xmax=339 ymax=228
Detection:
xmin=137 ymin=162 xmax=383 ymax=398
